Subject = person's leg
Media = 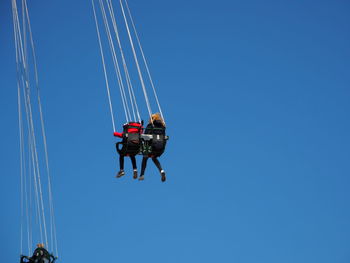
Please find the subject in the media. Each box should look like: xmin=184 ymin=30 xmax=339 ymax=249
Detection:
xmin=117 ymin=155 xmax=125 ymax=177
xmin=139 ymin=157 xmax=148 ymax=180
xmin=119 ymin=155 xmax=124 ymax=170
xmin=152 ymin=157 xmax=166 ymax=182
xmin=130 ymin=155 xmax=137 ymax=170
xmin=130 ymin=155 xmax=138 ymax=179
xmin=152 ymin=157 xmax=162 ymax=171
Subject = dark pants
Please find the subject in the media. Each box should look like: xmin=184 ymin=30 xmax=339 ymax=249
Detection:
xmin=119 ymin=155 xmax=137 ymax=170
xmin=141 ymin=156 xmax=163 ymax=175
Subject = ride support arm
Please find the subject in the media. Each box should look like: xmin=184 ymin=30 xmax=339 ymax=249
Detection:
xmin=113 ymin=132 xmax=123 ymax=138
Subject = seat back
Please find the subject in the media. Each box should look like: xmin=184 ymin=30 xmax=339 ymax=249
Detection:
xmin=142 ymin=126 xmax=167 ymax=156
xmin=117 ymin=122 xmax=142 ymax=155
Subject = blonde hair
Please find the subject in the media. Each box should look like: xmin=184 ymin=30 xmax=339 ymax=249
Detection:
xmin=37 ymin=243 xmax=44 ymax=248
xmin=150 ymin=113 xmax=165 ymax=127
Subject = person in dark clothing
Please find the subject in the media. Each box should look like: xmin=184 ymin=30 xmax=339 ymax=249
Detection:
xmin=20 ymin=243 xmax=57 ymax=263
xmin=139 ymin=113 xmax=167 ymax=182
xmin=114 ymin=121 xmax=143 ymax=179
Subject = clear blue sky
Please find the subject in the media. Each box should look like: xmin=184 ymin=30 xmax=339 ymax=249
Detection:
xmin=1 ymin=0 xmax=350 ymax=262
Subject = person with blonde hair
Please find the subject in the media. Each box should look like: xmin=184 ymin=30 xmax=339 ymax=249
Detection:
xmin=139 ymin=113 xmax=167 ymax=182
xmin=20 ymin=243 xmax=57 ymax=263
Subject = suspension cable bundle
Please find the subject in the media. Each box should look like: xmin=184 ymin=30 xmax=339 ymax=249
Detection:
xmin=12 ymin=0 xmax=58 ymax=258
xmin=92 ymin=0 xmax=165 ymax=131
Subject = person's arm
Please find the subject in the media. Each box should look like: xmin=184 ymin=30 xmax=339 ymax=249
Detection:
xmin=50 ymin=254 xmax=57 ymax=263
xmin=20 ymin=255 xmax=31 ymax=263
xmin=113 ymin=131 xmax=123 ymax=138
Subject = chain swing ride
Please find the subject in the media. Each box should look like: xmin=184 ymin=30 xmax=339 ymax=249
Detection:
xmin=11 ymin=0 xmax=170 ymax=261
xmin=92 ymin=0 xmax=169 ymax=181
xmin=11 ymin=0 xmax=58 ymax=262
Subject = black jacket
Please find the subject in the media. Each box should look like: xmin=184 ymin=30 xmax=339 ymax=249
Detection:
xmin=32 ymin=248 xmax=50 ymax=259
xmin=144 ymin=120 xmax=165 ymax=135
xmin=28 ymin=248 xmax=56 ymax=263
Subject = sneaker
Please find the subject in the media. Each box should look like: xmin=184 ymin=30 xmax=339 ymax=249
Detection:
xmin=133 ymin=170 xmax=138 ymax=179
xmin=139 ymin=175 xmax=145 ymax=181
xmin=161 ymin=170 xmax=166 ymax=182
xmin=116 ymin=170 xmax=125 ymax=178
